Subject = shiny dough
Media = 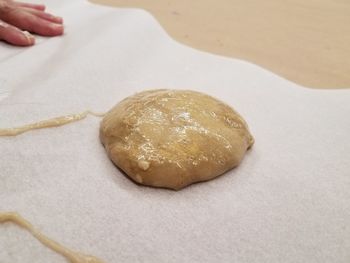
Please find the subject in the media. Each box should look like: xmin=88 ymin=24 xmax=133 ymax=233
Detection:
xmin=100 ymin=89 xmax=254 ymax=190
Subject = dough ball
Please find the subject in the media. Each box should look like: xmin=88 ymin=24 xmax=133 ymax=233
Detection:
xmin=100 ymin=89 xmax=254 ymax=190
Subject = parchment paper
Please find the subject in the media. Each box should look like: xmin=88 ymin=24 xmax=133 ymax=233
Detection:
xmin=0 ymin=1 xmax=349 ymax=262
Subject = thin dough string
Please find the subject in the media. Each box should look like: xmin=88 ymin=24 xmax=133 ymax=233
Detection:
xmin=0 ymin=111 xmax=105 ymax=136
xmin=0 ymin=212 xmax=104 ymax=263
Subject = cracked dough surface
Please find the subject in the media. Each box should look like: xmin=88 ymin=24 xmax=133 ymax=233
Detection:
xmin=100 ymin=89 xmax=254 ymax=190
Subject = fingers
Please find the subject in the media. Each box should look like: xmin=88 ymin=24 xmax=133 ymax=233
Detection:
xmin=2 ymin=9 xmax=64 ymax=36
xmin=14 ymin=1 xmax=46 ymax=11
xmin=0 ymin=20 xmax=34 ymax=46
xmin=0 ymin=1 xmax=63 ymax=46
xmin=22 ymin=8 xmax=63 ymax=24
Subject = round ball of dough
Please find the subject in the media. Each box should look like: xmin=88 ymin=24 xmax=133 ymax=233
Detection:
xmin=100 ymin=89 xmax=254 ymax=190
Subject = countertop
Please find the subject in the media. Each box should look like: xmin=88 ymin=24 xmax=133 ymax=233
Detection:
xmin=91 ymin=0 xmax=350 ymax=89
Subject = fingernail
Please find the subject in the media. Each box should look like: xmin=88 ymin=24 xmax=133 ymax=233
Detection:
xmin=22 ymin=31 xmax=35 ymax=44
xmin=55 ymin=16 xmax=63 ymax=22
xmin=51 ymin=24 xmax=63 ymax=30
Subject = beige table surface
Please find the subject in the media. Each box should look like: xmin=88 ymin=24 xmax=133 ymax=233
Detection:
xmin=90 ymin=0 xmax=350 ymax=89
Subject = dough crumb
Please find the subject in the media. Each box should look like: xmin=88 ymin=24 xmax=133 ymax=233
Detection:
xmin=138 ymin=160 xmax=150 ymax=171
xmin=135 ymin=174 xmax=143 ymax=183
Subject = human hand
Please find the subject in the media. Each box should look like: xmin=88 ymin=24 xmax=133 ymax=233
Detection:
xmin=0 ymin=0 xmax=63 ymax=46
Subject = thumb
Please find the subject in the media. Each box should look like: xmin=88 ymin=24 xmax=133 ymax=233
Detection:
xmin=0 ymin=20 xmax=35 ymax=46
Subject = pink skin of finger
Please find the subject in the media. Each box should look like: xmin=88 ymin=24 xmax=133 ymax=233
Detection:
xmin=0 ymin=20 xmax=35 ymax=45
xmin=0 ymin=0 xmax=63 ymax=46
xmin=15 ymin=1 xmax=46 ymax=11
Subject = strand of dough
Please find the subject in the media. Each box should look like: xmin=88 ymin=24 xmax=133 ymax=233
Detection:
xmin=0 ymin=212 xmax=104 ymax=263
xmin=0 ymin=111 xmax=105 ymax=136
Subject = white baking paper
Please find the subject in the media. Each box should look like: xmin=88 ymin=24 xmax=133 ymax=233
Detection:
xmin=0 ymin=1 xmax=349 ymax=262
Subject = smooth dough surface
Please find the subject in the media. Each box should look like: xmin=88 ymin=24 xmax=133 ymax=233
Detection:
xmin=100 ymin=89 xmax=254 ymax=190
